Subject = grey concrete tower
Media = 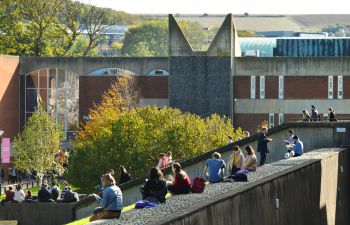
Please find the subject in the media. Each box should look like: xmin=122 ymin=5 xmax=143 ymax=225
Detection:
xmin=169 ymin=14 xmax=240 ymax=119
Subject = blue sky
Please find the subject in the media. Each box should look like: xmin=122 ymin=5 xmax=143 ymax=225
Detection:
xmin=79 ymin=0 xmax=348 ymax=14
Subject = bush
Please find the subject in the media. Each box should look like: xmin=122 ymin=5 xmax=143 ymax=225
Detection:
xmin=66 ymin=106 xmax=243 ymax=190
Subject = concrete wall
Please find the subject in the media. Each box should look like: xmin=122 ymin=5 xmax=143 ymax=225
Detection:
xmin=234 ymin=57 xmax=350 ymax=76
xmin=119 ymin=122 xmax=350 ymax=206
xmin=155 ymin=149 xmax=350 ymax=225
xmin=0 ymin=195 xmax=97 ymax=225
xmin=19 ymin=57 xmax=168 ymax=76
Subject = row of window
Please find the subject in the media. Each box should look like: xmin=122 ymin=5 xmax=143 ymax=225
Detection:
xmin=250 ymin=76 xmax=344 ymax=100
xmin=268 ymin=113 xmax=284 ymax=128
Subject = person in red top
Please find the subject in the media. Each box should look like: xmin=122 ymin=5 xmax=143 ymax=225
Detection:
xmin=157 ymin=153 xmax=167 ymax=169
xmin=167 ymin=163 xmax=191 ymax=195
xmin=1 ymin=186 xmax=14 ymax=204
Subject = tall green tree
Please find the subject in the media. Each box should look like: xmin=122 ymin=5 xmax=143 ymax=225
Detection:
xmin=68 ymin=106 xmax=243 ymax=190
xmin=13 ymin=106 xmax=63 ymax=184
xmin=121 ymin=20 xmax=207 ymax=56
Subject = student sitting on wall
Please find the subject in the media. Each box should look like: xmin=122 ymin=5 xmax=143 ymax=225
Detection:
xmin=204 ymin=152 xmax=226 ymax=183
xmin=167 ymin=163 xmax=191 ymax=195
xmin=38 ymin=184 xmax=53 ymax=203
xmin=228 ymin=146 xmax=245 ymax=175
xmin=141 ymin=167 xmax=167 ymax=203
xmin=241 ymin=145 xmax=257 ymax=172
xmin=1 ymin=186 xmax=14 ymax=205
xmin=90 ymin=174 xmax=123 ymax=222
xmin=13 ymin=184 xmax=25 ymax=203
xmin=285 ymin=135 xmax=304 ymax=158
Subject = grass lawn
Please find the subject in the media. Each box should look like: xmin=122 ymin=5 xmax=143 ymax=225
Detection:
xmin=67 ymin=193 xmax=173 ymax=225
xmin=66 ymin=203 xmax=136 ymax=225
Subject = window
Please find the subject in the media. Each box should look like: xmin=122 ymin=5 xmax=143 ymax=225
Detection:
xmin=278 ymin=76 xmax=284 ymax=99
xmin=269 ymin=113 xmax=274 ymax=128
xmin=338 ymin=76 xmax=343 ymax=99
xmin=250 ymin=76 xmax=256 ymax=99
xmin=278 ymin=113 xmax=284 ymax=125
xmin=260 ymin=76 xmax=265 ymax=99
xmin=328 ymin=76 xmax=333 ymax=100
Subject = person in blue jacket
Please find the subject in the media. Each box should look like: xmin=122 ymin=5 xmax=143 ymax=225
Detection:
xmin=90 ymin=174 xmax=123 ymax=222
xmin=292 ymin=135 xmax=304 ymax=157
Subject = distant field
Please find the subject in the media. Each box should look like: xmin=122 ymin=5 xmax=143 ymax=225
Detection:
xmin=293 ymin=14 xmax=350 ymax=29
xmin=149 ymin=14 xmax=350 ymax=32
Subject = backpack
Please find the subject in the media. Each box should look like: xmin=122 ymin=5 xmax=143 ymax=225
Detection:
xmin=191 ymin=176 xmax=205 ymax=193
xmin=135 ymin=200 xmax=157 ymax=209
xmin=231 ymin=173 xmax=248 ymax=182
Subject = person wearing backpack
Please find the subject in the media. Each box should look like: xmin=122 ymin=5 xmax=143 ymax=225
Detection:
xmin=142 ymin=167 xmax=167 ymax=203
xmin=228 ymin=146 xmax=245 ymax=176
xmin=167 ymin=163 xmax=191 ymax=195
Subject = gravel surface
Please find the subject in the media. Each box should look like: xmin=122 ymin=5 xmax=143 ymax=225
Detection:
xmin=89 ymin=148 xmax=341 ymax=225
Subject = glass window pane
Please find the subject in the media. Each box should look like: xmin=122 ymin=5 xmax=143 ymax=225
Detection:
xmin=26 ymin=73 xmax=39 ymax=89
xmin=26 ymin=89 xmax=37 ymax=112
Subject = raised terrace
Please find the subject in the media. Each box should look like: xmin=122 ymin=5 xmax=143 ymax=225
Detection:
xmin=90 ymin=147 xmax=350 ymax=225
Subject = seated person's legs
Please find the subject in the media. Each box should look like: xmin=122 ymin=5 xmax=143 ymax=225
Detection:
xmin=90 ymin=210 xmax=121 ymax=222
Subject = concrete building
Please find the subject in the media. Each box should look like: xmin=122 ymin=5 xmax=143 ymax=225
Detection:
xmin=1 ymin=14 xmax=350 ymax=167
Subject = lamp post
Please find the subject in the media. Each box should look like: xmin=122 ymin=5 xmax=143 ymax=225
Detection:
xmin=0 ymin=130 xmax=4 ymax=196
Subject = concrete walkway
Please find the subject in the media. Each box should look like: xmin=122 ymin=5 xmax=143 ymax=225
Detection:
xmin=88 ymin=148 xmax=343 ymax=225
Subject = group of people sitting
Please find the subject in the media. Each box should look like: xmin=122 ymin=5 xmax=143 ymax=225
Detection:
xmin=283 ymin=129 xmax=304 ymax=158
xmin=204 ymin=145 xmax=257 ymax=183
xmin=302 ymin=105 xmax=337 ymax=122
xmin=1 ymin=181 xmax=79 ymax=205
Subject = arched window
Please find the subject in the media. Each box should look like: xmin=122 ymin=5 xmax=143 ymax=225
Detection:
xmin=147 ymin=69 xmax=169 ymax=76
xmin=88 ymin=68 xmax=136 ymax=76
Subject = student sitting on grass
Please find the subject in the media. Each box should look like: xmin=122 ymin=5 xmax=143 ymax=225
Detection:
xmin=167 ymin=163 xmax=191 ymax=195
xmin=141 ymin=167 xmax=167 ymax=203
xmin=90 ymin=174 xmax=123 ymax=222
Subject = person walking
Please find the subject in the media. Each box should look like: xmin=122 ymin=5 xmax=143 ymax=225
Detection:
xmin=329 ymin=107 xmax=337 ymax=122
xmin=311 ymin=105 xmax=319 ymax=121
xmin=257 ymin=126 xmax=272 ymax=166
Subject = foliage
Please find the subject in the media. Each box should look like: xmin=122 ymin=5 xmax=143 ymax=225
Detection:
xmin=12 ymin=105 xmax=63 ymax=183
xmin=256 ymin=120 xmax=269 ymax=133
xmin=322 ymin=24 xmax=350 ymax=37
xmin=66 ymin=36 xmax=99 ymax=56
xmin=121 ymin=19 xmax=207 ymax=56
xmin=237 ymin=30 xmax=256 ymax=37
xmin=0 ymin=0 xmax=140 ymax=56
xmin=75 ymin=75 xmax=139 ymax=144
xmin=67 ymin=106 xmax=243 ymax=190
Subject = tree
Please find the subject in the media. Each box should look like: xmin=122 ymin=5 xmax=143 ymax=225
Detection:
xmin=12 ymin=105 xmax=63 ymax=184
xmin=121 ymin=20 xmax=207 ymax=56
xmin=238 ymin=30 xmax=256 ymax=37
xmin=75 ymin=75 xmax=139 ymax=144
xmin=67 ymin=106 xmax=243 ymax=190
xmin=322 ymin=24 xmax=350 ymax=37
xmin=66 ymin=36 xmax=99 ymax=56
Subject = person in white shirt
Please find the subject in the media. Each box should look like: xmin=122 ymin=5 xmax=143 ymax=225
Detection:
xmin=14 ymin=184 xmax=25 ymax=203
xmin=166 ymin=151 xmax=174 ymax=165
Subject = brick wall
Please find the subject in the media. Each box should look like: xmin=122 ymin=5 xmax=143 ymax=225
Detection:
xmin=0 ymin=56 xmax=20 ymax=140
xmin=79 ymin=76 xmax=169 ymax=120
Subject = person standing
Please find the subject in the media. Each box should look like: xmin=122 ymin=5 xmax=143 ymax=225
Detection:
xmin=257 ymin=126 xmax=272 ymax=166
xmin=329 ymin=107 xmax=337 ymax=122
xmin=311 ymin=105 xmax=319 ymax=121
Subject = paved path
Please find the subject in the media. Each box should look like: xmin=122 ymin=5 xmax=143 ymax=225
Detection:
xmin=88 ymin=148 xmax=342 ymax=225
